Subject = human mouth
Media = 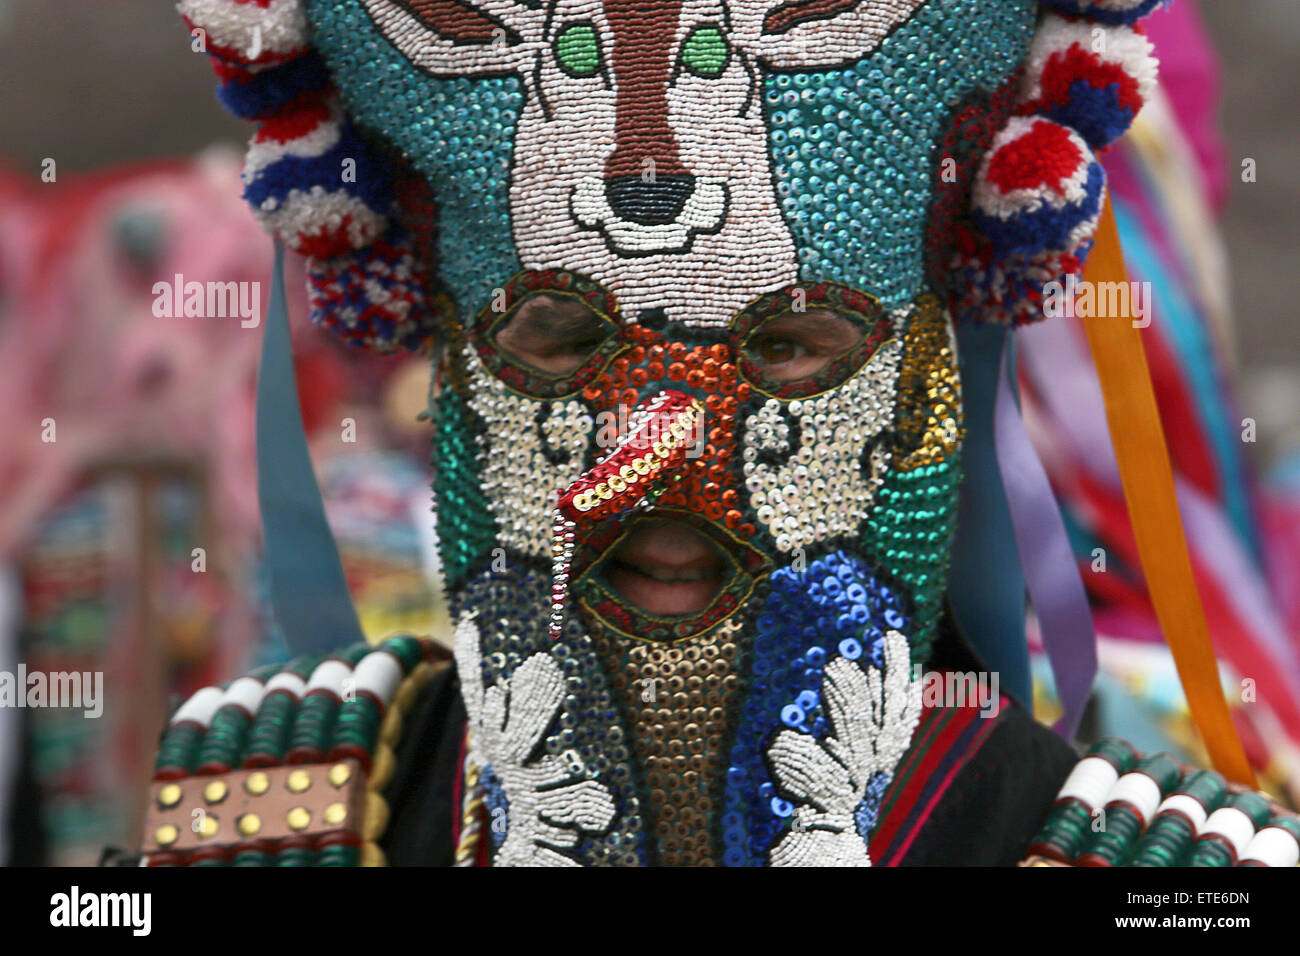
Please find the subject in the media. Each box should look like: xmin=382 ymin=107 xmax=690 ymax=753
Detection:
xmin=572 ymin=509 xmax=770 ymax=641
xmin=605 ymin=520 xmax=728 ymax=616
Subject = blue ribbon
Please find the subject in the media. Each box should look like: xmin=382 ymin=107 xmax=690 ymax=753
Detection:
xmin=256 ymin=242 xmax=365 ymax=655
xmin=949 ymin=323 xmax=1033 ymax=710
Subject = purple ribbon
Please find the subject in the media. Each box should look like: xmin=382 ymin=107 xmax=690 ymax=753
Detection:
xmin=994 ymin=333 xmax=1097 ymax=740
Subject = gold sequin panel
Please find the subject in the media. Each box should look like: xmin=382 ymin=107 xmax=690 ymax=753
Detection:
xmin=593 ymin=620 xmax=745 ymax=866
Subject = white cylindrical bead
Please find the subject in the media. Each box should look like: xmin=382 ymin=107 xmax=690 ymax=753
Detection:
xmin=1156 ymin=794 xmax=1209 ymax=834
xmin=306 ymin=659 xmax=353 ymax=696
xmin=1201 ymin=807 xmax=1257 ymax=859
xmin=264 ymin=671 xmax=307 ymax=699
xmin=1107 ymin=771 xmax=1162 ymax=825
xmin=1056 ymin=756 xmax=1119 ymax=809
xmin=352 ymin=651 xmax=403 ymax=706
xmin=1239 ymin=826 xmax=1299 ymax=868
xmin=170 ymin=686 xmax=225 ymax=727
xmin=222 ymin=676 xmax=267 ymax=717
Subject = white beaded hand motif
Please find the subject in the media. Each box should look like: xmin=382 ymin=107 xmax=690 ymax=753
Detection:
xmin=768 ymin=629 xmax=921 ymax=867
xmin=454 ymin=612 xmax=617 ymax=866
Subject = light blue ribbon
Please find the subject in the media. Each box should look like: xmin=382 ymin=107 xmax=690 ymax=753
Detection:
xmin=256 ymin=242 xmax=365 ymax=654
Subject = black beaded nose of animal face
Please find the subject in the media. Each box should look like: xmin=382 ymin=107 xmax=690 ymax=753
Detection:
xmin=604 ymin=174 xmax=696 ymax=225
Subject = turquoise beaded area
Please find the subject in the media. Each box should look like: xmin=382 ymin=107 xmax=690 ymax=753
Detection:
xmin=305 ymin=0 xmax=524 ymax=321
xmin=764 ymin=0 xmax=1038 ymax=310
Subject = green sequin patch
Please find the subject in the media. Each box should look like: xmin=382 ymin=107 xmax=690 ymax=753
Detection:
xmin=432 ymin=386 xmax=498 ymax=587
xmin=555 ymin=23 xmax=602 ymax=78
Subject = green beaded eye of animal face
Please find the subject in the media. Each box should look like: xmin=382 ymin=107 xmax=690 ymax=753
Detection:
xmin=679 ymin=25 xmax=728 ymax=78
xmin=554 ymin=22 xmax=602 ymax=78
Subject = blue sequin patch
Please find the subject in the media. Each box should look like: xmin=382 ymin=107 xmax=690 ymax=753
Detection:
xmin=722 ymin=550 xmax=909 ymax=866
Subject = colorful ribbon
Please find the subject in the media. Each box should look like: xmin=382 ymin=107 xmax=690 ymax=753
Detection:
xmin=994 ymin=329 xmax=1098 ymax=741
xmin=256 ymin=241 xmax=365 ymax=655
xmin=1081 ymin=197 xmax=1256 ymax=786
xmin=949 ymin=322 xmax=1032 ymax=712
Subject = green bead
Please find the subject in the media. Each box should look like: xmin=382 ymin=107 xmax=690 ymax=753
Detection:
xmin=284 ymin=653 xmax=326 ymax=680
xmin=275 ymin=848 xmax=316 ymax=867
xmin=1224 ymin=791 xmax=1271 ymax=829
xmin=381 ymin=635 xmax=424 ymax=673
xmin=340 ymin=642 xmax=373 ymax=666
xmin=1087 ymin=738 xmax=1138 ymax=773
xmin=1081 ymin=805 xmax=1143 ymax=865
xmin=1135 ymin=753 xmax=1181 ymax=797
xmin=1175 ymin=769 xmax=1228 ymax=811
xmin=1188 ymin=837 xmax=1235 ymax=868
xmin=1266 ymin=816 xmax=1300 ymax=843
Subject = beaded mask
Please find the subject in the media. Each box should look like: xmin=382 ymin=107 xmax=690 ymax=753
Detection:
xmin=182 ymin=0 xmax=1160 ymax=864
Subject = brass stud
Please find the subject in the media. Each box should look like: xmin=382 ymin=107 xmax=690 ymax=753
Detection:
xmin=154 ymin=824 xmax=179 ymax=847
xmin=287 ymin=807 xmax=312 ymax=831
xmin=287 ymin=769 xmax=312 ymax=793
xmin=196 ymin=813 xmax=219 ymax=839
xmin=323 ymin=802 xmax=348 ymax=826
xmin=157 ymin=784 xmax=182 ymax=809
xmin=236 ymin=813 xmax=262 ymax=837
xmin=328 ymin=763 xmax=352 ymax=788
xmin=203 ymin=780 xmax=229 ymax=804
xmin=244 ymin=771 xmax=270 ymax=796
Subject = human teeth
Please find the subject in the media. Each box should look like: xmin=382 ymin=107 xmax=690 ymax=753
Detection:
xmin=640 ymin=565 xmax=710 ymax=583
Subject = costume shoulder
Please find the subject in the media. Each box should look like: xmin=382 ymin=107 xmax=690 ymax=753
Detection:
xmin=1023 ymin=739 xmax=1300 ymax=868
xmin=874 ymin=698 xmax=1077 ymax=867
xmin=139 ymin=635 xmax=452 ymax=867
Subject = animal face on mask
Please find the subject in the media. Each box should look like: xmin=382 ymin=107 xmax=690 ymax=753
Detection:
xmin=305 ymin=0 xmax=1037 ymax=864
xmin=361 ymin=0 xmax=929 ymax=324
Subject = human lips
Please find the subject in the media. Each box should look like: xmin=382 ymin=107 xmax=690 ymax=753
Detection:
xmin=604 ymin=519 xmax=727 ymax=616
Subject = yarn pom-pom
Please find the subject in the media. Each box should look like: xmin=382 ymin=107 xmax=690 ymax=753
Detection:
xmin=242 ymin=101 xmax=393 ymax=257
xmin=1019 ymin=15 xmax=1157 ymax=149
xmin=306 ymin=227 xmax=443 ymax=354
xmin=949 ymin=223 xmax=1089 ymax=326
xmin=216 ymin=52 xmax=334 ymax=121
xmin=971 ymin=116 xmax=1104 ymax=258
xmin=1039 ymin=0 xmax=1166 ymax=27
xmin=177 ymin=0 xmax=310 ymax=68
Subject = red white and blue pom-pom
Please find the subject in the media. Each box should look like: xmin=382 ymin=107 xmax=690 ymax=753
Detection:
xmin=1019 ymin=15 xmax=1158 ymax=149
xmin=242 ymin=100 xmax=393 ymax=258
xmin=176 ymin=0 xmax=310 ymax=69
xmin=950 ymin=231 xmax=1088 ymax=327
xmin=1040 ymin=0 xmax=1167 ymax=27
xmin=971 ymin=117 xmax=1104 ymax=258
xmin=957 ymin=0 xmax=1162 ymax=325
xmin=306 ymin=227 xmax=442 ymax=354
xmin=180 ymin=0 xmax=439 ymax=352
xmin=215 ymin=51 xmax=333 ymax=121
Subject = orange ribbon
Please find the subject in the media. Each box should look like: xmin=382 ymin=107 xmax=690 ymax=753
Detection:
xmin=1080 ymin=196 xmax=1256 ymax=786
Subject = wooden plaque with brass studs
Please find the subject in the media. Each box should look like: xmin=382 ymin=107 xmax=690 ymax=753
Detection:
xmin=142 ymin=759 xmax=373 ymax=859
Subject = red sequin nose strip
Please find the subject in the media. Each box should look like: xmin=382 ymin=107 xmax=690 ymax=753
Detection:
xmin=558 ymin=390 xmax=703 ymax=525
xmin=550 ymin=390 xmax=703 ymax=638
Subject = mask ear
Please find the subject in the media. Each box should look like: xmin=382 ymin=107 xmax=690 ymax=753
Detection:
xmin=738 ymin=0 xmax=926 ymax=69
xmin=361 ymin=0 xmax=545 ymax=74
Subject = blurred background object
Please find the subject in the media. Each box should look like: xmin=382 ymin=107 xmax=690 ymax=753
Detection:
xmin=0 ymin=0 xmax=1296 ymax=860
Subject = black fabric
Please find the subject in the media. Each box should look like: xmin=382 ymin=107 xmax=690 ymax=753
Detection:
xmin=897 ymin=699 xmax=1077 ymax=866
xmin=894 ymin=599 xmax=1080 ymax=865
xmin=379 ymin=663 xmax=466 ymax=866
xmin=7 ymin=705 xmax=47 ymax=866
